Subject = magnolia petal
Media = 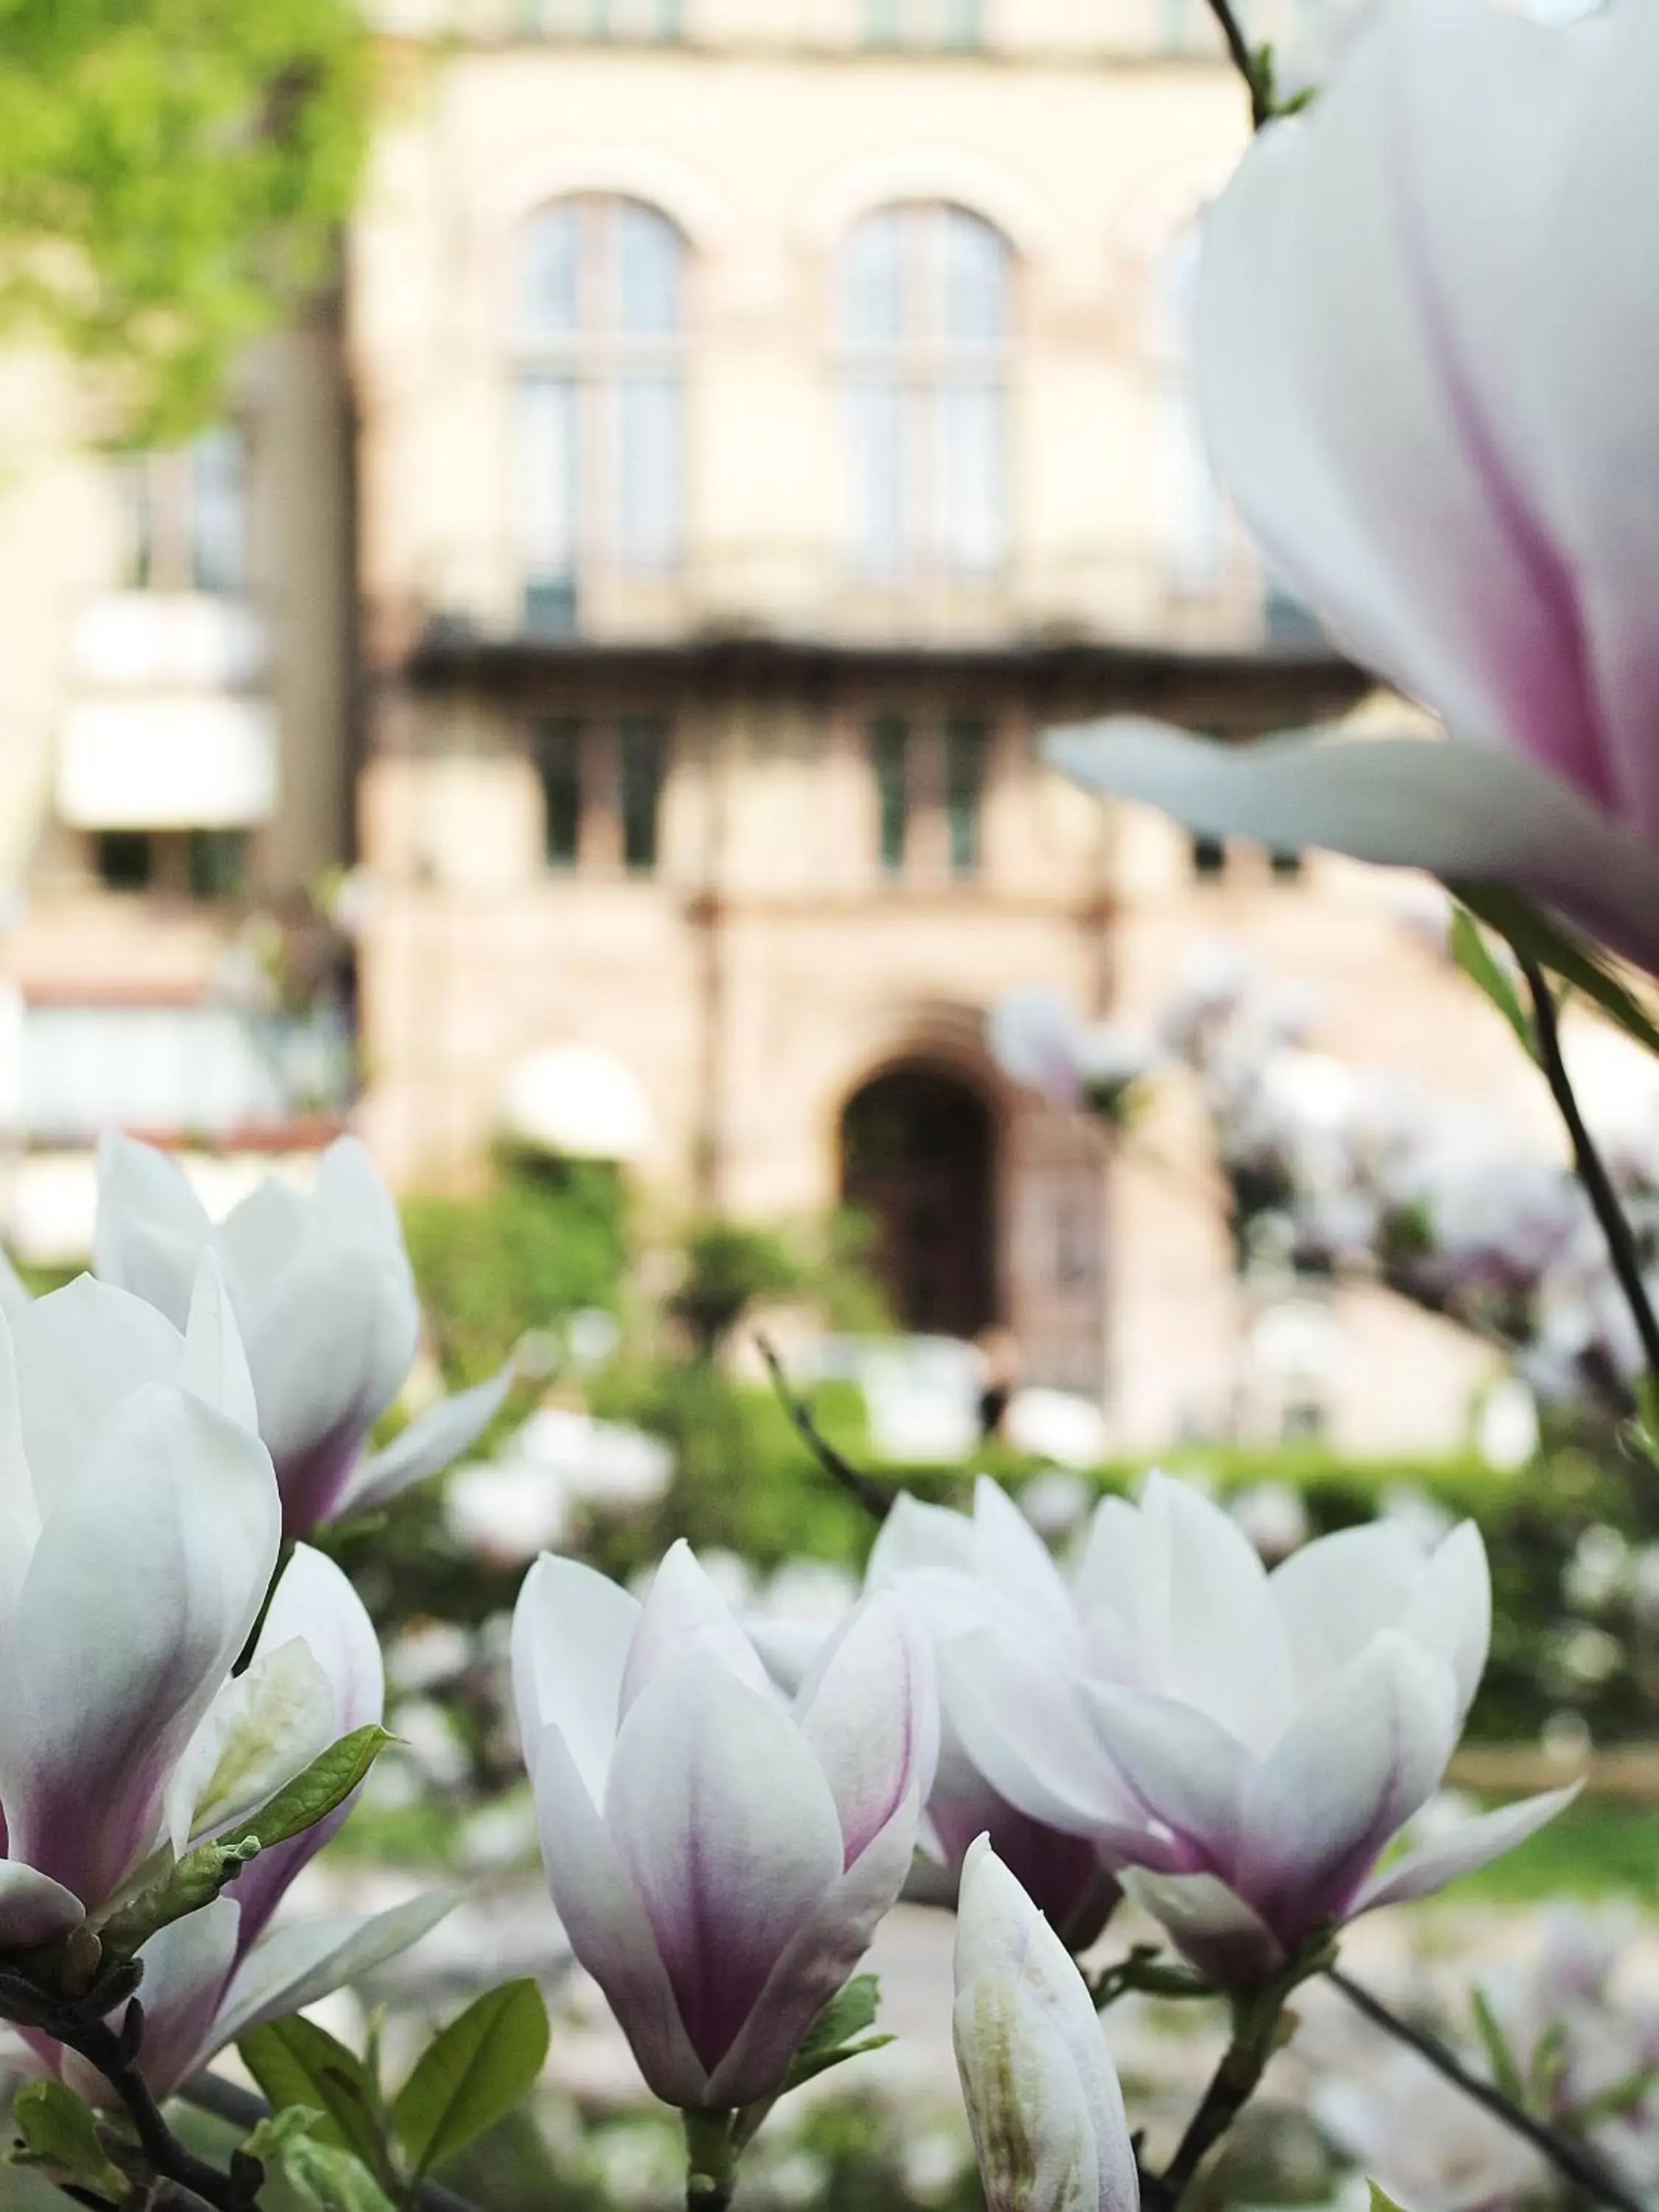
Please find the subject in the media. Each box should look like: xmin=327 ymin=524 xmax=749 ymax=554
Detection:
xmin=531 ymin=1719 xmax=706 ymax=2107
xmin=939 ymin=1631 xmax=1161 ymax=1853
xmin=618 ymin=1540 xmax=773 ymax=1717
xmin=227 ymin=1544 xmax=386 ymax=1950
xmin=0 ymin=1863 xmax=85 ymax=1950
xmin=1139 ymin=1472 xmax=1293 ymax=1756
xmin=865 ymin=1492 xmax=977 ymax=1588
xmin=314 ymin=1138 xmax=415 ymax=1274
xmin=94 ymin=1135 xmax=209 ymax=1331
xmin=340 ymin=1365 xmax=514 ymax=1517
xmin=1406 ymin=1522 xmax=1492 ymax=1725
xmin=796 ymin=1592 xmax=938 ymax=1865
xmin=970 ymin=1477 xmax=1078 ymax=1638
xmin=181 ymin=1256 xmax=260 ymax=1435
xmin=1045 ymin=721 xmax=1659 ymax=976
xmin=0 ymin=1315 xmax=39 ymax=1632
xmin=1354 ymin=1784 xmax=1582 ymax=1916
xmin=0 ymin=1384 xmax=279 ymax=1906
xmin=122 ymin=1896 xmax=243 ymax=2100
xmin=605 ymin=1656 xmax=843 ymax=2074
xmin=1237 ymin=1632 xmax=1460 ymax=1939
xmin=10 ymin=1276 xmax=188 ymax=1495
xmin=953 ymin=1840 xmax=1138 ymax=2212
xmin=705 ymin=1785 xmax=917 ymax=2111
xmin=510 ymin=1552 xmax=639 ymax=1795
xmin=165 ymin=1637 xmax=336 ymax=1856
xmin=1117 ymin=1870 xmax=1282 ymax=1990
xmin=209 ymin=1890 xmax=457 ymax=2055
xmin=215 ymin=1177 xmax=310 ymax=1295
xmin=1267 ymin=1523 xmax=1422 ymax=1697
xmin=1079 ymin=1686 xmax=1249 ymax=1873
xmin=0 ymin=1248 xmax=30 ymax=1325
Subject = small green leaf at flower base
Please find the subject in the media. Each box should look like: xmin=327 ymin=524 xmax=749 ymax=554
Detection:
xmin=277 ymin=2137 xmax=400 ymax=2212
xmin=777 ymin=1974 xmax=894 ymax=2096
xmin=1370 ymin=2186 xmax=1409 ymax=2212
xmin=1450 ymin=906 xmax=1536 ymax=1059
xmin=10 ymin=2079 xmax=126 ymax=2201
xmin=392 ymin=1978 xmax=551 ymax=2180
xmin=240 ymin=2014 xmax=388 ymax=2179
xmin=1455 ymin=883 xmax=1659 ymax=1059
xmin=96 ymin=1726 xmax=393 ymax=1964
xmin=1470 ymin=1987 xmax=1526 ymax=2107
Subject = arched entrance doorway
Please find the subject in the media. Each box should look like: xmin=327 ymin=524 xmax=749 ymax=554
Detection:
xmin=840 ymin=1063 xmax=996 ymax=1338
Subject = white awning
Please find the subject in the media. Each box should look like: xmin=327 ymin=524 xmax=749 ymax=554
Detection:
xmin=57 ymin=697 xmax=279 ymax=828
xmin=500 ymin=1043 xmax=653 ymax=1163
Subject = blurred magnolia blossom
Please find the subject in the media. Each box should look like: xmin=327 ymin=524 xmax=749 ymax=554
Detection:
xmin=93 ymin=1133 xmax=510 ymax=1537
xmin=988 ymin=990 xmax=1158 ymax=1120
xmin=952 ymin=1840 xmax=1139 ymax=2212
xmin=1048 ymin=0 xmax=1659 ymax=973
xmin=928 ymin=1474 xmax=1572 ymax=1987
xmin=511 ymin=1541 xmax=938 ymax=2111
xmin=447 ymin=1407 xmax=675 ymax=1564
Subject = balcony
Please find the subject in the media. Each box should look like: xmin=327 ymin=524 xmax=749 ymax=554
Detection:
xmin=57 ymin=698 xmax=279 ymax=830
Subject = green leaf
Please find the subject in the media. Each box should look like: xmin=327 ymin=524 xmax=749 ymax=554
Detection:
xmin=1450 ymin=906 xmax=1536 ymax=1058
xmin=775 ymin=1975 xmax=893 ymax=2097
xmin=1370 ymin=2187 xmax=1410 ymax=2212
xmin=1455 ymin=883 xmax=1659 ymax=1057
xmin=279 ymin=2138 xmax=400 ymax=2212
xmin=392 ymin=1978 xmax=550 ymax=2180
xmin=1470 ymin=1987 xmax=1527 ymax=2107
xmin=240 ymin=2016 xmax=387 ymax=2180
xmin=97 ymin=1726 xmax=393 ymax=1964
xmin=10 ymin=2079 xmax=125 ymax=2199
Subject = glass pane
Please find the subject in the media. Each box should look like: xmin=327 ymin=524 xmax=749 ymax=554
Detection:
xmin=870 ymin=716 xmax=908 ymax=876
xmin=846 ymin=379 xmax=907 ymax=577
xmin=943 ymin=209 xmax=1009 ymax=344
xmin=619 ymin=717 xmax=665 ymax=872
xmin=535 ymin=717 xmax=582 ymax=867
xmin=521 ymin=202 xmax=582 ymax=341
xmin=841 ymin=212 xmax=904 ymax=344
xmin=936 ymin=381 xmax=1005 ymax=574
xmin=616 ymin=374 xmax=681 ymax=571
xmin=518 ymin=374 xmax=579 ymax=594
xmin=189 ymin=428 xmax=246 ymax=594
xmin=945 ymin=717 xmax=987 ymax=877
xmin=95 ymin=831 xmax=153 ymax=891
xmin=187 ymin=829 xmax=246 ymax=901
xmin=619 ymin=202 xmax=682 ymax=335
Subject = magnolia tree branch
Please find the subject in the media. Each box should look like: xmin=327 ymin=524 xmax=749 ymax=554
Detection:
xmin=756 ymin=1336 xmax=897 ymax=1523
xmin=67 ymin=2008 xmax=260 ymax=2212
xmin=1520 ymin=956 xmax=1659 ymax=1385
xmin=1201 ymin=0 xmax=1273 ymax=127
xmin=1326 ymin=1966 xmax=1649 ymax=2212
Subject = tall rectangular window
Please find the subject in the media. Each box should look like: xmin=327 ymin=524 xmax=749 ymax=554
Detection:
xmin=534 ymin=717 xmax=582 ymax=868
xmin=945 ymin=717 xmax=987 ymax=878
xmin=116 ymin=428 xmax=248 ymax=596
xmin=871 ymin=716 xmax=910 ymax=877
xmin=619 ymin=717 xmax=665 ymax=872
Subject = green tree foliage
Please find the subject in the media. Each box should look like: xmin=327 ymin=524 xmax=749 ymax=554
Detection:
xmin=0 ymin=0 xmax=372 ymax=442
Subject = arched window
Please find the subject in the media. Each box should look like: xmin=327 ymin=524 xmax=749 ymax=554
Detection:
xmin=514 ymin=195 xmax=685 ymax=631
xmin=839 ymin=204 xmax=1012 ymax=581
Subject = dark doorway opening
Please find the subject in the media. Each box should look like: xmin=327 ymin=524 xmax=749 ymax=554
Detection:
xmin=840 ymin=1062 xmax=995 ymax=1338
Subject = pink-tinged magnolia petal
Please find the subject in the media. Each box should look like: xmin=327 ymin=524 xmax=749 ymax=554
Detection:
xmin=1117 ymin=1870 xmax=1283 ymax=1990
xmin=164 ymin=1635 xmax=336 ymax=1856
xmin=0 ymin=1384 xmax=279 ymax=1907
xmin=1079 ymin=1686 xmax=1249 ymax=1874
xmin=209 ymin=1890 xmax=456 ymax=2056
xmin=926 ymin=1766 xmax=1119 ymax=1954
xmin=119 ymin=1897 xmax=242 ymax=2100
xmin=1405 ymin=1522 xmax=1492 ymax=1725
xmin=229 ymin=1543 xmax=386 ymax=1950
xmin=605 ymin=1656 xmax=844 ymax=2076
xmin=510 ymin=1552 xmax=639 ymax=1794
xmin=94 ymin=1135 xmax=209 ymax=1331
xmin=1073 ymin=1496 xmax=1147 ymax=1632
xmin=530 ymin=1719 xmax=707 ymax=2107
xmin=705 ymin=1784 xmax=917 ymax=2110
xmin=939 ymin=1632 xmax=1165 ymax=1857
xmin=619 ymin=1540 xmax=773 ymax=1717
xmin=340 ymin=1365 xmax=514 ymax=1517
xmin=865 ymin=1492 xmax=976 ymax=1588
xmin=1237 ymin=1632 xmax=1459 ymax=1940
xmin=0 ymin=1863 xmax=85 ymax=1949
xmin=1137 ymin=1474 xmax=1293 ymax=1756
xmin=180 ymin=1256 xmax=259 ymax=1434
xmin=315 ymin=1138 xmax=416 ymax=1271
xmin=953 ymin=1840 xmax=1139 ymax=2212
xmin=0 ymin=1315 xmax=39 ymax=1631
xmin=1354 ymin=1783 xmax=1582 ymax=1916
xmin=215 ymin=1176 xmax=309 ymax=1289
xmin=1268 ymin=1523 xmax=1422 ymax=1698
xmin=10 ymin=1276 xmax=187 ymax=1495
xmin=745 ymin=1615 xmax=831 ymax=1697
xmin=987 ymin=990 xmax=1085 ymax=1111
xmin=796 ymin=1593 xmax=938 ymax=1866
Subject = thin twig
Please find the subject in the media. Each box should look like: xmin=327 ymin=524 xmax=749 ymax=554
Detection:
xmin=756 ymin=1335 xmax=894 ymax=1523
xmin=1200 ymin=0 xmax=1271 ymax=128
xmin=1521 ymin=956 xmax=1659 ymax=1383
xmin=1327 ymin=1968 xmax=1649 ymax=2212
xmin=182 ymin=2073 xmax=482 ymax=2212
xmin=66 ymin=2010 xmax=257 ymax=2212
